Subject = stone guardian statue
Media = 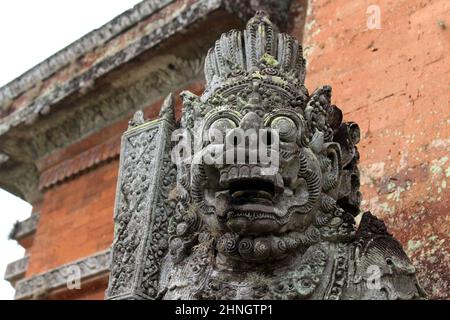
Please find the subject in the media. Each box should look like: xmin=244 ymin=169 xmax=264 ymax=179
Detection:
xmin=106 ymin=12 xmax=426 ymax=300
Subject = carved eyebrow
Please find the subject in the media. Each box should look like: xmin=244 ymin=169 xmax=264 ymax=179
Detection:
xmin=203 ymin=110 xmax=242 ymax=128
xmin=263 ymin=109 xmax=304 ymax=127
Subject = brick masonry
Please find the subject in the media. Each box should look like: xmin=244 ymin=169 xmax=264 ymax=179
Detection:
xmin=18 ymin=0 xmax=450 ymax=299
xmin=26 ymin=160 xmax=117 ymax=277
xmin=298 ymin=0 xmax=449 ymax=299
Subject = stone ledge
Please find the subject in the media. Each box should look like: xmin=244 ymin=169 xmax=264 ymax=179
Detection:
xmin=0 ymin=0 xmax=175 ymax=108
xmin=14 ymin=249 xmax=111 ymax=300
xmin=0 ymin=0 xmax=292 ymax=136
xmin=4 ymin=256 xmax=29 ymax=285
xmin=9 ymin=213 xmax=40 ymax=241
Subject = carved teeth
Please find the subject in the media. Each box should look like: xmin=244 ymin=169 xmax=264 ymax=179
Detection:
xmin=250 ymin=166 xmax=261 ymax=177
xmin=239 ymin=165 xmax=250 ymax=178
xmin=229 ymin=166 xmax=238 ymax=180
xmin=218 ymin=165 xmax=285 ymax=196
xmin=231 ymin=190 xmax=273 ymax=202
xmin=225 ymin=208 xmax=291 ymax=224
xmin=220 ymin=171 xmax=229 ymax=187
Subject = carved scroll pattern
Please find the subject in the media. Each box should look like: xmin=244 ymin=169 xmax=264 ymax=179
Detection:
xmin=140 ymin=153 xmax=177 ymax=297
xmin=106 ymin=118 xmax=175 ymax=300
xmin=15 ymin=250 xmax=110 ymax=300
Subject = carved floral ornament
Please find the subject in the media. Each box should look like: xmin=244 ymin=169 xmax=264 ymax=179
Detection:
xmin=106 ymin=12 xmax=426 ymax=300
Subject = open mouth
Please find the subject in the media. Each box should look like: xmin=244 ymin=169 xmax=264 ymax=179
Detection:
xmin=221 ymin=180 xmax=289 ymax=224
xmin=229 ymin=178 xmax=275 ymax=205
xmin=213 ymin=165 xmax=289 ymax=227
xmin=219 ymin=165 xmax=284 ymax=193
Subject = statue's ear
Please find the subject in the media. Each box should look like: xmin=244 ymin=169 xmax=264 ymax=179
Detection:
xmin=322 ymin=142 xmax=342 ymax=193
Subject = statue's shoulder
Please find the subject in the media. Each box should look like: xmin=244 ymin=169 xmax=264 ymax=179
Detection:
xmin=344 ymin=212 xmax=427 ymax=300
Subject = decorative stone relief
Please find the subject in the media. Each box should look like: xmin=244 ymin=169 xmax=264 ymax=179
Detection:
xmin=108 ymin=12 xmax=425 ymax=300
xmin=14 ymin=250 xmax=111 ymax=300
xmin=105 ymin=95 xmax=177 ymax=300
xmin=0 ymin=54 xmax=204 ymax=203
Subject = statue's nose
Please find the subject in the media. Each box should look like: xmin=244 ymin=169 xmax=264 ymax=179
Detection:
xmin=224 ymin=111 xmax=262 ymax=159
xmin=224 ymin=111 xmax=262 ymax=148
xmin=239 ymin=111 xmax=262 ymax=131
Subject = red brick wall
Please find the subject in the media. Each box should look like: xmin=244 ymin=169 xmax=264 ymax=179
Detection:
xmin=297 ymin=0 xmax=449 ymax=299
xmin=26 ymin=159 xmax=117 ymax=277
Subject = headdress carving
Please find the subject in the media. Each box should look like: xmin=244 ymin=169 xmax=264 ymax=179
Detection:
xmin=204 ymin=11 xmax=306 ymax=89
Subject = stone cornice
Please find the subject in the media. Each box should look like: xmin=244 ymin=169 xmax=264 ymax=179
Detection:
xmin=0 ymin=0 xmax=292 ymax=203
xmin=0 ymin=0 xmax=291 ymax=136
xmin=4 ymin=256 xmax=29 ymax=285
xmin=14 ymin=249 xmax=111 ymax=300
xmin=0 ymin=0 xmax=292 ymax=117
xmin=9 ymin=213 xmax=40 ymax=241
xmin=0 ymin=0 xmax=206 ymax=135
xmin=0 ymin=0 xmax=175 ymax=110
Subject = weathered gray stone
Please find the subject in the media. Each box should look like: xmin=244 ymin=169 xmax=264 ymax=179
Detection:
xmin=108 ymin=11 xmax=425 ymax=300
xmin=14 ymin=250 xmax=110 ymax=300
xmin=9 ymin=213 xmax=39 ymax=241
xmin=4 ymin=256 xmax=29 ymax=285
xmin=105 ymin=95 xmax=177 ymax=300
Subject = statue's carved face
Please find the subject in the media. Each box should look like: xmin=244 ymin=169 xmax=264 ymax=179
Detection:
xmin=172 ymin=12 xmax=360 ymax=266
xmin=186 ymin=86 xmax=343 ymax=262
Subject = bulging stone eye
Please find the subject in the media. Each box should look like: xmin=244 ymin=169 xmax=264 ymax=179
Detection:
xmin=208 ymin=118 xmax=237 ymax=143
xmin=271 ymin=116 xmax=297 ymax=142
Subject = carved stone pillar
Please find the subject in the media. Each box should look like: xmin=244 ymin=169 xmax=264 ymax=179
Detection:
xmin=105 ymin=95 xmax=177 ymax=300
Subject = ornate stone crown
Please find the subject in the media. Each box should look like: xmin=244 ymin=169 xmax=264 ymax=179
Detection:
xmin=203 ymin=11 xmax=306 ymax=97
